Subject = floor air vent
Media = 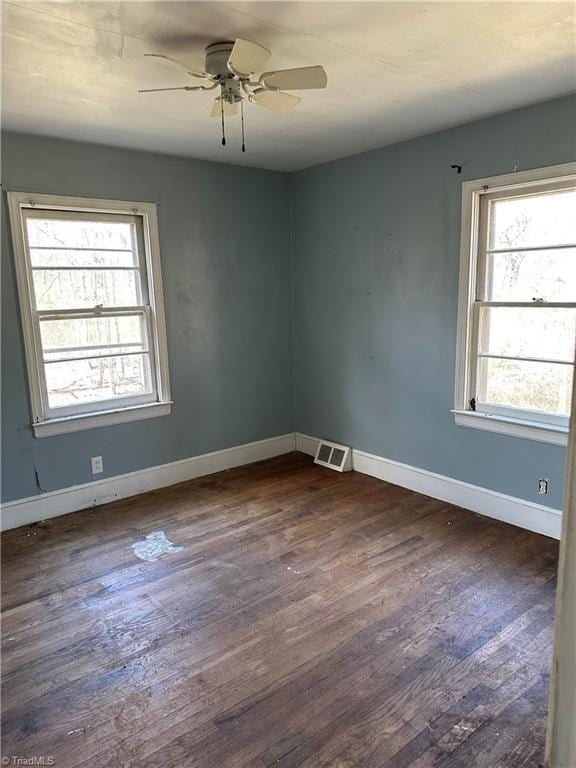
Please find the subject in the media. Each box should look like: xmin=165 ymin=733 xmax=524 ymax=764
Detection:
xmin=314 ymin=440 xmax=352 ymax=472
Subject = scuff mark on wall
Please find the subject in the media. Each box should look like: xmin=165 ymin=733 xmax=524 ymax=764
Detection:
xmin=30 ymin=441 xmax=49 ymax=494
xmin=33 ymin=468 xmax=48 ymax=494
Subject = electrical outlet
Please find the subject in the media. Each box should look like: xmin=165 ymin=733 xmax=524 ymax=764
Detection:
xmin=538 ymin=478 xmax=548 ymax=495
xmin=91 ymin=456 xmax=103 ymax=475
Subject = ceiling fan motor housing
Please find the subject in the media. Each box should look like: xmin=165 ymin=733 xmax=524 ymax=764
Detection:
xmin=205 ymin=42 xmax=243 ymax=103
xmin=205 ymin=42 xmax=235 ymax=78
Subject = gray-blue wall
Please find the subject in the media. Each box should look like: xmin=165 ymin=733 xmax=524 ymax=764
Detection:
xmin=3 ymin=96 xmax=575 ymax=508
xmin=290 ymin=95 xmax=576 ymax=509
xmin=1 ymin=132 xmax=293 ymax=502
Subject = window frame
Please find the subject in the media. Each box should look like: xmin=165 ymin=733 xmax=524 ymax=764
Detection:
xmin=453 ymin=163 xmax=576 ymax=447
xmin=7 ymin=192 xmax=172 ymax=437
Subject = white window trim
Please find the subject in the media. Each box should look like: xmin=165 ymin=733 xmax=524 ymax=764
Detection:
xmin=453 ymin=162 xmax=576 ymax=447
xmin=7 ymin=192 xmax=172 ymax=437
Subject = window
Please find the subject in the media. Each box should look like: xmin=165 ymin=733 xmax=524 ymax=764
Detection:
xmin=454 ymin=164 xmax=576 ymax=446
xmin=8 ymin=193 xmax=171 ymax=437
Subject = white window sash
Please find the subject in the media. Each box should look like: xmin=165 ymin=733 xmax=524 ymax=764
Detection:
xmin=7 ymin=193 xmax=172 ymax=436
xmin=36 ymin=307 xmax=157 ymax=420
xmin=453 ymin=162 xmax=576 ymax=446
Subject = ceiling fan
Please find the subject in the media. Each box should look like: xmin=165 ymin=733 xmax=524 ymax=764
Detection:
xmin=139 ymin=39 xmax=328 ymax=151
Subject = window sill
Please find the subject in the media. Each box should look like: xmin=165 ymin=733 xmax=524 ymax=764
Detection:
xmin=452 ymin=409 xmax=568 ymax=447
xmin=33 ymin=401 xmax=172 ymax=438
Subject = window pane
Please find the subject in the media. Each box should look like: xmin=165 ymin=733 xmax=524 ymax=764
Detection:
xmin=26 ymin=218 xmax=135 ymax=250
xmin=489 ymin=188 xmax=576 ymax=250
xmin=40 ymin=315 xmax=147 ymax=362
xmin=32 ymin=269 xmax=142 ymax=309
xmin=477 ymin=358 xmax=573 ymax=416
xmin=30 ymin=249 xmax=137 ymax=268
xmin=479 ymin=306 xmax=576 ymax=362
xmin=45 ymin=354 xmax=153 ymax=408
xmin=486 ymin=248 xmax=576 ymax=302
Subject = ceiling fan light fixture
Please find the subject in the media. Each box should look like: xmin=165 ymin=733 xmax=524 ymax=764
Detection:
xmin=210 ymin=96 xmax=238 ymax=118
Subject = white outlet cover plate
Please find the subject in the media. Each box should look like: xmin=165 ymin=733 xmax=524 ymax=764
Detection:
xmin=91 ymin=456 xmax=103 ymax=474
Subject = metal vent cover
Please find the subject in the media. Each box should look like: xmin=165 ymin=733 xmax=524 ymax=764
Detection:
xmin=314 ymin=440 xmax=352 ymax=472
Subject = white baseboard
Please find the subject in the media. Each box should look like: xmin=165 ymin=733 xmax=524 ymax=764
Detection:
xmin=295 ymin=433 xmax=562 ymax=540
xmin=0 ymin=434 xmax=296 ymax=531
xmin=295 ymin=432 xmax=321 ymax=457
xmin=2 ymin=431 xmax=562 ymax=540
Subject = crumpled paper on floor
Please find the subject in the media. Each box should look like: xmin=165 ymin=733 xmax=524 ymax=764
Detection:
xmin=131 ymin=530 xmax=184 ymax=562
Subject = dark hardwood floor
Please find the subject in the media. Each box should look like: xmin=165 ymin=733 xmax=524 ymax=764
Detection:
xmin=1 ymin=453 xmax=558 ymax=768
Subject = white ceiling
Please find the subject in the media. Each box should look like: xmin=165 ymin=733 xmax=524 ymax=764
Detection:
xmin=2 ymin=1 xmax=575 ymax=171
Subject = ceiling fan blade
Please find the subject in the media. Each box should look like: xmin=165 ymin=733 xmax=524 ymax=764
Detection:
xmin=144 ymin=53 xmax=211 ymax=80
xmin=259 ymin=66 xmax=327 ymax=90
xmin=210 ymin=97 xmax=239 ymax=118
xmin=227 ymin=39 xmax=270 ymax=77
xmin=139 ymin=86 xmax=192 ymax=93
xmin=251 ymin=88 xmax=300 ymax=114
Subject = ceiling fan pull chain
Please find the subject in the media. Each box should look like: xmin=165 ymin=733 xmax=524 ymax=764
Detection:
xmin=220 ymin=88 xmax=226 ymax=147
xmin=241 ymin=99 xmax=246 ymax=153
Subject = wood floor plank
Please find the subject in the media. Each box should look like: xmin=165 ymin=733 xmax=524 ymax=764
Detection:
xmin=1 ymin=453 xmax=557 ymax=768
